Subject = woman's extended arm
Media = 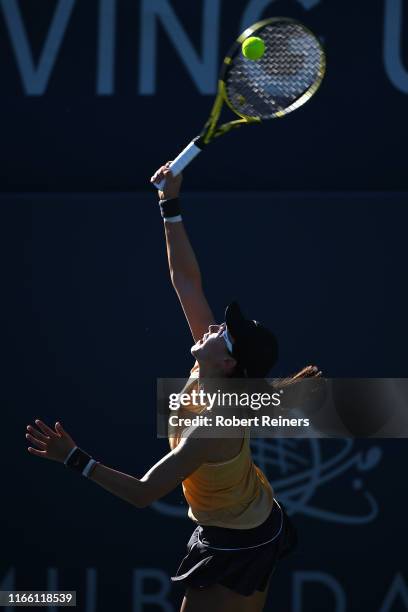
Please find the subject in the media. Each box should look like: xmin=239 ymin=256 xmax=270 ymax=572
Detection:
xmin=88 ymin=436 xmax=207 ymax=508
xmin=26 ymin=419 xmax=209 ymax=509
xmin=151 ymin=164 xmax=215 ymax=342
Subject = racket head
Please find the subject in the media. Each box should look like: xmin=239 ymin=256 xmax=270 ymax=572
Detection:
xmin=219 ymin=17 xmax=326 ymax=122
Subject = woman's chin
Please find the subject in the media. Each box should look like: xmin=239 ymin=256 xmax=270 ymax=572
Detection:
xmin=191 ymin=338 xmax=204 ymax=355
xmin=191 ymin=344 xmax=200 ymax=356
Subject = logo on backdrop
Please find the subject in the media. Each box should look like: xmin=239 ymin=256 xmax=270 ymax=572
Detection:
xmin=152 ymin=439 xmax=382 ymax=524
xmin=0 ymin=0 xmax=407 ymax=95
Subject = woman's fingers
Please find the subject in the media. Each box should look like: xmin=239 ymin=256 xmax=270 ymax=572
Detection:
xmin=151 ymin=163 xmax=177 ymax=186
xmin=27 ymin=425 xmax=49 ymax=442
xmin=151 ymin=165 xmax=169 ymax=184
xmin=35 ymin=419 xmax=57 ymax=438
xmin=55 ymin=422 xmax=72 ymax=443
xmin=27 ymin=447 xmax=47 ymax=458
xmin=151 ymin=172 xmax=163 ymax=184
xmin=26 ymin=433 xmax=47 ymax=449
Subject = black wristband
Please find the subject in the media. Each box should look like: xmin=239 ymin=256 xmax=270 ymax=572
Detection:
xmin=159 ymin=198 xmax=181 ymax=219
xmin=65 ymin=447 xmax=93 ymax=474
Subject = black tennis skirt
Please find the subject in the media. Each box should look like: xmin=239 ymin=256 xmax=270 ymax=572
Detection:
xmin=171 ymin=499 xmax=298 ymax=597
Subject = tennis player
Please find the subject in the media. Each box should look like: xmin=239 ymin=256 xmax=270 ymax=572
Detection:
xmin=25 ymin=164 xmax=320 ymax=612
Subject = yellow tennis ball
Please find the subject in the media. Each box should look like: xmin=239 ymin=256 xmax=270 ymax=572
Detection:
xmin=242 ymin=36 xmax=265 ymax=61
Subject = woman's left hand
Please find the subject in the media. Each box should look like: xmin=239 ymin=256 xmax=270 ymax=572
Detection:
xmin=26 ymin=419 xmax=76 ymax=464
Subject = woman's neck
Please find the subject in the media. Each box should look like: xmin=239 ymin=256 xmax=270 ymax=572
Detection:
xmin=197 ymin=363 xmax=228 ymax=398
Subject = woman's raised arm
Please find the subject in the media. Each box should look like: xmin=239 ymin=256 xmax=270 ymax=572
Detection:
xmin=151 ymin=163 xmax=215 ymax=342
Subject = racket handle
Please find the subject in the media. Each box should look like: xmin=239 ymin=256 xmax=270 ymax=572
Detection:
xmin=154 ymin=139 xmax=203 ymax=190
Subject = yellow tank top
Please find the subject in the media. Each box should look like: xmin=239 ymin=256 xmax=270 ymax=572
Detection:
xmin=169 ymin=363 xmax=274 ymax=529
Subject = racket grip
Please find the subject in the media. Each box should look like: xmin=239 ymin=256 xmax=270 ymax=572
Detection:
xmin=154 ymin=139 xmax=203 ymax=190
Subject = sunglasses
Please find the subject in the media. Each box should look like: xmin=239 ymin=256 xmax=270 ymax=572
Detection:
xmin=221 ymin=327 xmax=234 ymax=354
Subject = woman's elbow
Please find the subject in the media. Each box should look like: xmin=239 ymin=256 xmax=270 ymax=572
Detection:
xmin=133 ymin=481 xmax=154 ymax=509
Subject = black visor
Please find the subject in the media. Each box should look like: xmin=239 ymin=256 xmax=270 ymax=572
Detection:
xmin=225 ymin=301 xmax=278 ymax=378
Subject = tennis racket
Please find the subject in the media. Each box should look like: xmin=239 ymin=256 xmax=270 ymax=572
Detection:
xmin=154 ymin=17 xmax=326 ymax=190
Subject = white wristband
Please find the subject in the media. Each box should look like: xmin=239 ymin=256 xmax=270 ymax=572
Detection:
xmin=64 ymin=446 xmax=78 ymax=465
xmin=82 ymin=459 xmax=98 ymax=478
xmin=164 ymin=215 xmax=183 ymax=224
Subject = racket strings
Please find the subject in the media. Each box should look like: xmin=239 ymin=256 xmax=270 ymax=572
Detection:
xmin=225 ymin=22 xmax=324 ymax=120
